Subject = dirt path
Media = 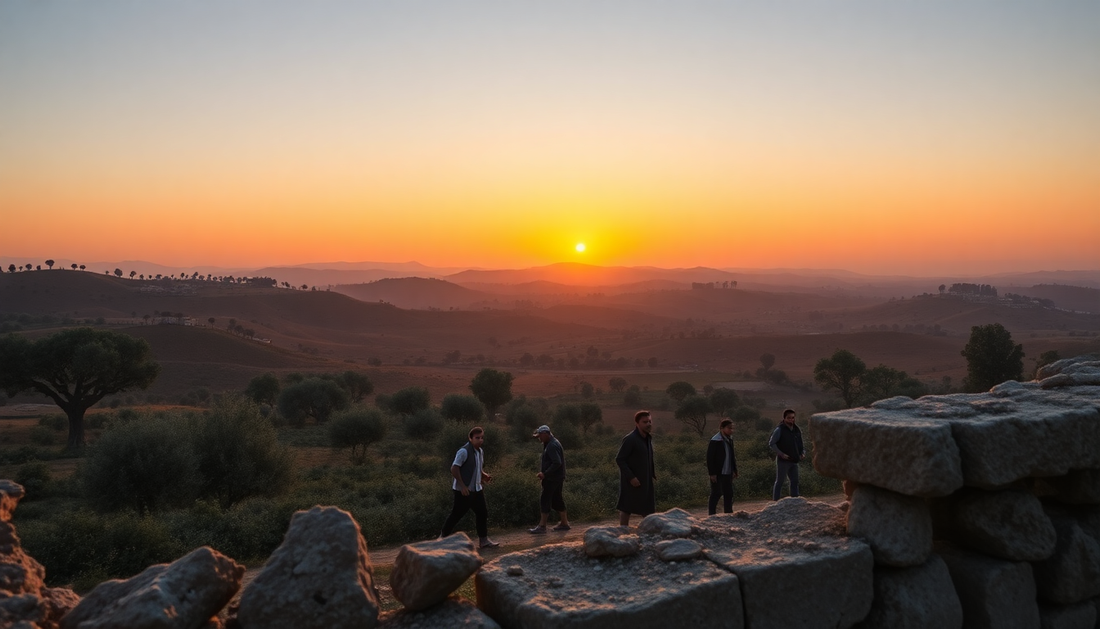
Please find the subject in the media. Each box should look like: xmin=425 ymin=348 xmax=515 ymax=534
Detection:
xmin=369 ymin=492 xmax=847 ymax=566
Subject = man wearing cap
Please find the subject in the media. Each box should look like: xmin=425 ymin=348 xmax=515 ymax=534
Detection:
xmin=528 ymin=424 xmax=570 ymax=534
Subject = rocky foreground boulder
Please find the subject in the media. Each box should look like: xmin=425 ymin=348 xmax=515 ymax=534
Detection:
xmin=235 ymin=506 xmax=380 ymax=629
xmin=0 ymin=480 xmax=79 ymax=629
xmin=60 ymin=547 xmax=243 ymax=629
xmin=389 ymin=533 xmax=482 ymax=611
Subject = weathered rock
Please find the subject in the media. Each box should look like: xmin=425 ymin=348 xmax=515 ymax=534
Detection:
xmin=637 ymin=508 xmax=697 ymax=537
xmin=0 ymin=481 xmax=79 ymax=629
xmin=1038 ymin=601 xmax=1096 ymax=629
xmin=936 ymin=542 xmax=1039 ymax=629
xmin=236 ymin=506 xmax=379 ymax=629
xmin=1033 ymin=507 xmax=1100 ymax=605
xmin=853 ymin=555 xmax=962 ymax=629
xmin=956 ymin=383 xmax=1100 ymax=486
xmin=700 ymin=498 xmax=873 ymax=629
xmin=809 ymin=405 xmax=964 ymax=496
xmin=378 ymin=597 xmax=501 ymax=629
xmin=1037 ymin=357 xmax=1100 ymax=389
xmin=390 ymin=533 xmax=482 ymax=612
xmin=814 ymin=385 xmax=1100 ymax=492
xmin=1036 ymin=469 xmax=1100 ymax=505
xmin=942 ymin=488 xmax=1056 ymax=561
xmin=0 ymin=480 xmax=25 ymax=522
xmin=61 ymin=546 xmax=242 ymax=629
xmin=1037 ymin=356 xmax=1099 ymax=381
xmin=582 ymin=527 xmax=639 ymax=558
xmin=655 ymin=539 xmax=701 ymax=562
xmin=476 ymin=541 xmax=742 ymax=629
xmin=846 ymin=484 xmax=932 ymax=567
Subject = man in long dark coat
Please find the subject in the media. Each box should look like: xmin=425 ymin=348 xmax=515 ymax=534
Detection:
xmin=616 ymin=410 xmax=656 ymax=525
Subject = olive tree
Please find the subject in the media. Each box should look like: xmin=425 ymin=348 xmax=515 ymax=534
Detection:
xmin=470 ymin=368 xmax=513 ymax=420
xmin=328 ymin=408 xmax=387 ymax=464
xmin=813 ymin=349 xmax=866 ymax=408
xmin=961 ymin=323 xmax=1024 ymax=392
xmin=0 ymin=328 xmax=160 ymax=449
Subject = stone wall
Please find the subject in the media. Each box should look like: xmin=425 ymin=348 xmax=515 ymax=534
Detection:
xmin=813 ymin=355 xmax=1100 ymax=629
xmin=2 ymin=355 xmax=1098 ymax=629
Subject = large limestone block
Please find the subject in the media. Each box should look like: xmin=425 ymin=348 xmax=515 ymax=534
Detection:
xmin=61 ymin=546 xmax=243 ymax=629
xmin=236 ymin=506 xmax=379 ymax=629
xmin=1038 ymin=601 xmax=1096 ymax=629
xmin=700 ymin=498 xmax=873 ymax=629
xmin=853 ymin=555 xmax=962 ymax=629
xmin=1033 ymin=507 xmax=1100 ymax=605
xmin=941 ymin=488 xmax=1056 ymax=561
xmin=378 ymin=597 xmax=500 ymax=629
xmin=476 ymin=541 xmax=742 ymax=629
xmin=1037 ymin=357 xmax=1100 ymax=388
xmin=1036 ymin=469 xmax=1100 ymax=505
xmin=390 ymin=533 xmax=483 ymax=611
xmin=936 ymin=542 xmax=1039 ymax=629
xmin=846 ymin=484 xmax=932 ymax=567
xmin=809 ymin=406 xmax=963 ymax=496
xmin=835 ymin=384 xmax=1100 ymax=488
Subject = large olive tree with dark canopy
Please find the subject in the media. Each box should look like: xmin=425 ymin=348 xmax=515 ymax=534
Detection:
xmin=0 ymin=328 xmax=160 ymax=449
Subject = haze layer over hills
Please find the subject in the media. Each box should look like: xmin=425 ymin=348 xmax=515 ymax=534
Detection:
xmin=2 ymin=261 xmax=1097 ymax=407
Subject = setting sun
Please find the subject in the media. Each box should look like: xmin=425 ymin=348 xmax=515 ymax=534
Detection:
xmin=575 ymin=243 xmax=586 ymax=253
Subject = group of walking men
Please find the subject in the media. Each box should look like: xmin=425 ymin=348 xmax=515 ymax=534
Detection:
xmin=439 ymin=407 xmax=805 ymax=544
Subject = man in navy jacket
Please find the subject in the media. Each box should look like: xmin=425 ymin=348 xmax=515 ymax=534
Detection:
xmin=768 ymin=409 xmax=805 ymax=500
xmin=706 ymin=418 xmax=739 ymax=514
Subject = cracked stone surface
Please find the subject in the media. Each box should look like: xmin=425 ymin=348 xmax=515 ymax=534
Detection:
xmin=698 ymin=499 xmax=873 ymax=629
xmin=811 ymin=379 xmax=1100 ymax=492
xmin=476 ymin=540 xmax=742 ymax=629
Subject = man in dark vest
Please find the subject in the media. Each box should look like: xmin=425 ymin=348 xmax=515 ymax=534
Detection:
xmin=440 ymin=426 xmax=499 ymax=548
xmin=528 ymin=424 xmax=571 ymax=534
xmin=768 ymin=409 xmax=805 ymax=500
xmin=616 ymin=410 xmax=656 ymax=525
xmin=706 ymin=418 xmax=739 ymax=514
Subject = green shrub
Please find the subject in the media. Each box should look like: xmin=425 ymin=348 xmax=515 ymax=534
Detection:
xmin=28 ymin=425 xmax=58 ymax=446
xmin=329 ymin=407 xmax=387 ymax=464
xmin=38 ymin=414 xmax=66 ymax=431
xmin=19 ymin=510 xmax=184 ymax=592
xmin=403 ymin=408 xmax=445 ymax=440
xmin=82 ymin=416 xmax=200 ymax=513
xmin=192 ymin=396 xmax=295 ymax=508
xmin=15 ymin=462 xmax=52 ymax=499
xmin=440 ymin=394 xmax=484 ymax=424
xmin=390 ymin=387 xmax=431 ymax=417
xmin=277 ymin=378 xmax=350 ymax=425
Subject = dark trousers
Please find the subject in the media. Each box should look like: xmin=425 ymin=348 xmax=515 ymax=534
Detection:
xmin=539 ymin=477 xmax=566 ymax=514
xmin=441 ymin=489 xmax=488 ymax=539
xmin=708 ymin=474 xmax=734 ymax=515
xmin=773 ymin=460 xmax=800 ymax=500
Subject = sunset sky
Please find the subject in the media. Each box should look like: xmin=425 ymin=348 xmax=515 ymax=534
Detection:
xmin=2 ymin=1 xmax=1097 ymax=275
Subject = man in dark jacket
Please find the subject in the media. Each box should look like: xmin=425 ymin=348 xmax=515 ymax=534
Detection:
xmin=768 ymin=409 xmax=805 ymax=500
xmin=529 ymin=425 xmax=570 ymax=533
xmin=616 ymin=410 xmax=656 ymax=525
xmin=706 ymin=419 xmax=739 ymax=514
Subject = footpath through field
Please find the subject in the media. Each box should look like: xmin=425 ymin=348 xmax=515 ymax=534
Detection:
xmin=369 ymin=492 xmax=847 ymax=566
